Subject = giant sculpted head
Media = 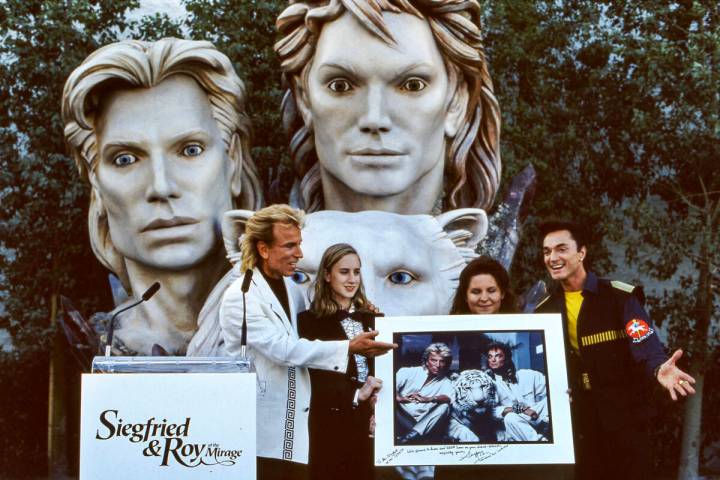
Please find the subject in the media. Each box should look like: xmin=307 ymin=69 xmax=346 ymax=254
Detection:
xmin=62 ymin=39 xmax=263 ymax=292
xmin=276 ymin=0 xmax=501 ymax=214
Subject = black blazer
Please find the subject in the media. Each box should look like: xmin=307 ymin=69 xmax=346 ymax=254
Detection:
xmin=297 ymin=309 xmax=376 ymax=411
xmin=298 ymin=309 xmax=378 ymax=480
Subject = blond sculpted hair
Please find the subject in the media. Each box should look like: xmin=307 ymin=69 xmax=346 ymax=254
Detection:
xmin=61 ymin=38 xmax=263 ymax=290
xmin=275 ymin=0 xmax=501 ymax=212
xmin=240 ymin=204 xmax=305 ymax=272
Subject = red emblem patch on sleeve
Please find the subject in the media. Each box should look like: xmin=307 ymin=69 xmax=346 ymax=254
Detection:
xmin=625 ymin=319 xmax=654 ymax=343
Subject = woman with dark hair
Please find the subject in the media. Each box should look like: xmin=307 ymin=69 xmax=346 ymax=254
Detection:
xmin=297 ymin=243 xmax=382 ymax=480
xmin=438 ymin=258 xmax=558 ymax=480
xmin=450 ymin=256 xmax=517 ymax=315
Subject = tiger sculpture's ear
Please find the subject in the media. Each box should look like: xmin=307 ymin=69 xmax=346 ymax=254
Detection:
xmin=221 ymin=209 xmax=255 ymax=265
xmin=435 ymin=208 xmax=488 ymax=262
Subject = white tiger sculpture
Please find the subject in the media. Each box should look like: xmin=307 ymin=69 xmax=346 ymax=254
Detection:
xmin=290 ymin=209 xmax=487 ymax=315
xmin=448 ymin=369 xmax=501 ymax=443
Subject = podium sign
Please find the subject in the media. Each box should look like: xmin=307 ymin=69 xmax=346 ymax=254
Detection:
xmin=80 ymin=373 xmax=256 ymax=479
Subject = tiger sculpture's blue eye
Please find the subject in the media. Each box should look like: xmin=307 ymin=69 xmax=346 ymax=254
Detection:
xmin=291 ymin=271 xmax=310 ymax=284
xmin=388 ymin=270 xmax=416 ymax=285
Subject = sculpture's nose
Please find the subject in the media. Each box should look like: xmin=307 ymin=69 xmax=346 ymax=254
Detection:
xmin=358 ymin=85 xmax=391 ymax=134
xmin=146 ymin=150 xmax=180 ymax=202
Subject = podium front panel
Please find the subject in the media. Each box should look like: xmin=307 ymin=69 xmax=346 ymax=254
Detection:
xmin=80 ymin=372 xmax=256 ymax=479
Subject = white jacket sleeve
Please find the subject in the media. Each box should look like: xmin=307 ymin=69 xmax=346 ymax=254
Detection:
xmin=493 ymin=378 xmax=513 ymax=419
xmin=220 ymin=279 xmax=349 ymax=373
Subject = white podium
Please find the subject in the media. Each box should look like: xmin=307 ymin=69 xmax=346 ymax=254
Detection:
xmin=80 ymin=357 xmax=256 ymax=479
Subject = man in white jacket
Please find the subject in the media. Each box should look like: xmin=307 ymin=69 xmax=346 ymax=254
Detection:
xmin=487 ymin=342 xmax=549 ymax=442
xmin=220 ymin=204 xmax=393 ymax=479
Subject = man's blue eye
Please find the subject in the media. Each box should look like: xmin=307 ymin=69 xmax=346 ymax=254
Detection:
xmin=291 ymin=271 xmax=310 ymax=284
xmin=388 ymin=271 xmax=416 ymax=285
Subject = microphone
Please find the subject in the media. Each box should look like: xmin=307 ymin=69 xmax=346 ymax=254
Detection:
xmin=241 ymin=269 xmax=253 ymax=293
xmin=105 ymin=282 xmax=161 ymax=356
xmin=240 ymin=270 xmax=253 ymax=359
xmin=142 ymin=282 xmax=161 ymax=301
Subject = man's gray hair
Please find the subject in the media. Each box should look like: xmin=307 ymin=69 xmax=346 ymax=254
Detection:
xmin=422 ymin=342 xmax=453 ymax=366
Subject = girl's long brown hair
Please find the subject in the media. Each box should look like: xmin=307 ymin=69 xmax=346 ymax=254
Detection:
xmin=310 ymin=243 xmax=370 ymax=317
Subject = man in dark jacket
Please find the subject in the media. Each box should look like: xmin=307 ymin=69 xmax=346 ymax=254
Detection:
xmin=535 ymin=220 xmax=695 ymax=479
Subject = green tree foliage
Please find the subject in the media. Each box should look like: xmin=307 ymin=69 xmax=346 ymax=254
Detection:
xmin=1 ymin=0 xmax=717 ymax=477
xmin=600 ymin=2 xmax=719 ymax=476
xmin=479 ymin=0 xmax=718 ymax=475
xmin=0 ymin=1 xmax=183 ymax=475
xmin=183 ymin=0 xmax=292 ymax=200
xmin=479 ymin=0 xmax=628 ymax=286
xmin=0 ymin=1 xmax=138 ymax=474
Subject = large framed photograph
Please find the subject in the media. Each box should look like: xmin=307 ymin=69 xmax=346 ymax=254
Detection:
xmin=374 ymin=314 xmax=574 ymax=466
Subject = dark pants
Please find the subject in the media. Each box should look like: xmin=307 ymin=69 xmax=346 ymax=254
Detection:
xmin=573 ymin=393 xmax=651 ymax=480
xmin=257 ymin=457 xmax=309 ymax=480
xmin=308 ymin=405 xmax=373 ymax=480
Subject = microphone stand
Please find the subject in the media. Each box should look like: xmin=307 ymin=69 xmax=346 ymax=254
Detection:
xmin=240 ymin=271 xmax=252 ymax=361
xmin=105 ymin=282 xmax=161 ymax=356
xmin=105 ymin=299 xmax=143 ymax=357
xmin=241 ymin=292 xmax=247 ymax=360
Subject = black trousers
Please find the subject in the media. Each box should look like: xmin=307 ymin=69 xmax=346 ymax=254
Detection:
xmin=572 ymin=394 xmax=651 ymax=480
xmin=257 ymin=457 xmax=309 ymax=480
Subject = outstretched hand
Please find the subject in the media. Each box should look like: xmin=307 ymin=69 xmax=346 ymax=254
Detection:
xmin=656 ymin=349 xmax=696 ymax=401
xmin=349 ymin=330 xmax=397 ymax=357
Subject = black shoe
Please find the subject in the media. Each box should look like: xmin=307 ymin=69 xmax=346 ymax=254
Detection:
xmin=397 ymin=430 xmax=422 ymax=445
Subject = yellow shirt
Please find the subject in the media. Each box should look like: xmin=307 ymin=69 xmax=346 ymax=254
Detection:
xmin=564 ymin=291 xmax=584 ymax=352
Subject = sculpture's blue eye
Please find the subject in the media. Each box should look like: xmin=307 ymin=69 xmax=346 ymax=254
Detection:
xmin=291 ymin=271 xmax=310 ymax=284
xmin=182 ymin=144 xmax=204 ymax=157
xmin=388 ymin=270 xmax=416 ymax=285
xmin=113 ymin=153 xmax=137 ymax=167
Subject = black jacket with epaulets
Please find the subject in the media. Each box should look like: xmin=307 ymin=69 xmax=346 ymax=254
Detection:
xmin=535 ymin=272 xmax=667 ymax=431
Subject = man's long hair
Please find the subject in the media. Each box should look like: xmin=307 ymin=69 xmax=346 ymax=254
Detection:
xmin=486 ymin=341 xmax=517 ymax=384
xmin=240 ymin=204 xmax=305 ymax=272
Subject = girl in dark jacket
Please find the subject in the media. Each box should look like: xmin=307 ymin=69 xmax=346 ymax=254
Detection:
xmin=297 ymin=243 xmax=382 ymax=480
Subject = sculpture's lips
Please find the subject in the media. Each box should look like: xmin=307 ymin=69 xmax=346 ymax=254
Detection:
xmin=141 ymin=216 xmax=199 ymax=232
xmin=348 ymin=147 xmax=404 ymax=155
xmin=349 ymin=148 xmax=406 ymax=167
